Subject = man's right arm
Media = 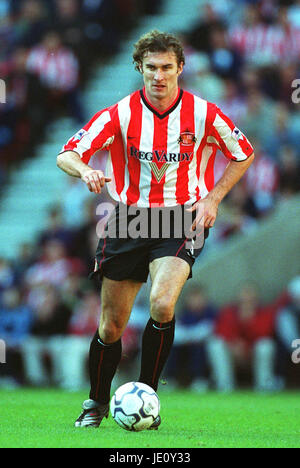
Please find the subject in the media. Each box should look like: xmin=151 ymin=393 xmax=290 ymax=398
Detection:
xmin=57 ymin=150 xmax=111 ymax=194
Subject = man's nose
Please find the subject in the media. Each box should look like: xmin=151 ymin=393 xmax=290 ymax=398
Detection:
xmin=154 ymin=69 xmax=164 ymax=81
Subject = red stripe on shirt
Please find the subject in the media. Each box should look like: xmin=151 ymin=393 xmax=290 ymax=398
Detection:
xmin=176 ymin=92 xmax=195 ymax=205
xmin=211 ymin=126 xmax=236 ymax=160
xmin=195 ymin=102 xmax=217 ymax=198
xmin=204 ymin=147 xmax=217 ymax=192
xmin=126 ymin=92 xmax=142 ymax=205
xmin=109 ymin=104 xmax=126 ymax=197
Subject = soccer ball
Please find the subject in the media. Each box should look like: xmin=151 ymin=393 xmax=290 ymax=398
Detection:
xmin=110 ymin=382 xmax=160 ymax=432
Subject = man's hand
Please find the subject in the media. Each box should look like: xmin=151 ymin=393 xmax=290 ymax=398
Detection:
xmin=81 ymin=168 xmax=111 ymax=194
xmin=186 ymin=153 xmax=255 ymax=233
xmin=186 ymin=195 xmax=219 ymax=233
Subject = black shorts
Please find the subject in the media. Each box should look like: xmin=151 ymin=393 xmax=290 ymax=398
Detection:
xmin=90 ymin=203 xmax=209 ymax=283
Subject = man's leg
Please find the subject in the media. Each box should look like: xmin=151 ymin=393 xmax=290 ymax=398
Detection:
xmin=89 ymin=276 xmax=143 ymax=404
xmin=75 ymin=276 xmax=142 ymax=427
xmin=139 ymin=256 xmax=190 ymax=391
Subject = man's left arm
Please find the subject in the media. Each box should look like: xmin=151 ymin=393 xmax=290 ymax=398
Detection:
xmin=189 ymin=105 xmax=255 ymax=231
xmin=200 ymin=152 xmax=255 ymax=229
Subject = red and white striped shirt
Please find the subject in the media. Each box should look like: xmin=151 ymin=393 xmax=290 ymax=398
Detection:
xmin=61 ymin=88 xmax=253 ymax=207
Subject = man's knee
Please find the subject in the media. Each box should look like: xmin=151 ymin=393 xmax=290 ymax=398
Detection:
xmin=99 ymin=318 xmax=124 ymax=344
xmin=98 ymin=305 xmax=128 ymax=343
xmin=150 ymin=294 xmax=175 ymax=323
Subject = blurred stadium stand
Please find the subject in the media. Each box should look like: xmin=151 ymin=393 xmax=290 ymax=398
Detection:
xmin=0 ymin=0 xmax=198 ymax=259
xmin=0 ymin=0 xmax=300 ymax=391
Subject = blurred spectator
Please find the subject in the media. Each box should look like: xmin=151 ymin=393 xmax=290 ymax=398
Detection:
xmin=70 ymin=197 xmax=102 ymax=270
xmin=209 ymin=25 xmax=243 ymax=80
xmin=21 ymin=283 xmax=72 ymax=386
xmin=208 ymin=283 xmax=281 ymax=392
xmin=186 ymin=2 xmax=225 ymax=54
xmin=275 ymin=276 xmax=300 ymax=387
xmin=244 ymin=142 xmax=279 ymax=216
xmin=239 ymin=89 xmax=276 ymax=152
xmin=288 ymin=0 xmax=300 ymax=29
xmin=52 ymin=0 xmax=84 ymax=54
xmin=166 ymin=285 xmax=218 ymax=391
xmin=82 ymin=0 xmax=124 ymax=56
xmin=278 ymin=146 xmax=300 ymax=197
xmin=218 ymin=79 xmax=247 ymax=125
xmin=26 ymin=30 xmax=84 ymax=123
xmin=262 ymin=103 xmax=300 ymax=159
xmin=1 ymin=47 xmax=46 ymax=165
xmin=277 ymin=62 xmax=300 ymax=107
xmin=55 ymin=289 xmax=100 ymax=391
xmin=59 ymin=177 xmax=91 ymax=228
xmin=216 ymin=182 xmax=258 ymax=241
xmin=60 ymin=272 xmax=88 ymax=309
xmin=183 ymin=51 xmax=225 ymax=103
xmin=37 ymin=205 xmax=74 ymax=250
xmin=13 ymin=242 xmax=36 ymax=286
xmin=24 ymin=239 xmax=84 ymax=288
xmin=229 ymin=4 xmax=300 ymax=67
xmin=0 ymin=287 xmax=32 ymax=387
xmin=68 ymin=289 xmax=99 ymax=336
xmin=0 ymin=0 xmax=9 ymax=17
xmin=0 ymin=258 xmax=16 ymax=297
xmin=14 ymin=0 xmax=49 ymax=48
xmin=137 ymin=0 xmax=162 ymax=16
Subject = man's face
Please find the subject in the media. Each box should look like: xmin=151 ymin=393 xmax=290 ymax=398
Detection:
xmin=141 ymin=51 xmax=183 ymax=102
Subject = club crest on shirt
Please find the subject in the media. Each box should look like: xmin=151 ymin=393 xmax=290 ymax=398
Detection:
xmin=178 ymin=131 xmax=197 ymax=146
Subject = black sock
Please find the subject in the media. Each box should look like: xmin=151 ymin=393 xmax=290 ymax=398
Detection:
xmin=139 ymin=317 xmax=175 ymax=391
xmin=89 ymin=330 xmax=122 ymax=404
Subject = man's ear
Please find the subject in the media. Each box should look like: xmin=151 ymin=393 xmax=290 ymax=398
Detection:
xmin=139 ymin=62 xmax=143 ymax=74
xmin=177 ymin=62 xmax=184 ymax=76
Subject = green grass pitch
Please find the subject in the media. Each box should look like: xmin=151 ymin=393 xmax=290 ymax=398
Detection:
xmin=0 ymin=388 xmax=299 ymax=448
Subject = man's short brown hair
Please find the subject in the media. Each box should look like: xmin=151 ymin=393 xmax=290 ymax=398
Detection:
xmin=133 ymin=30 xmax=185 ymax=72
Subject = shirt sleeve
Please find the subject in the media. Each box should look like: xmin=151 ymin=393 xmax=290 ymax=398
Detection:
xmin=208 ymin=105 xmax=254 ymax=161
xmin=59 ymin=109 xmax=115 ymax=164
